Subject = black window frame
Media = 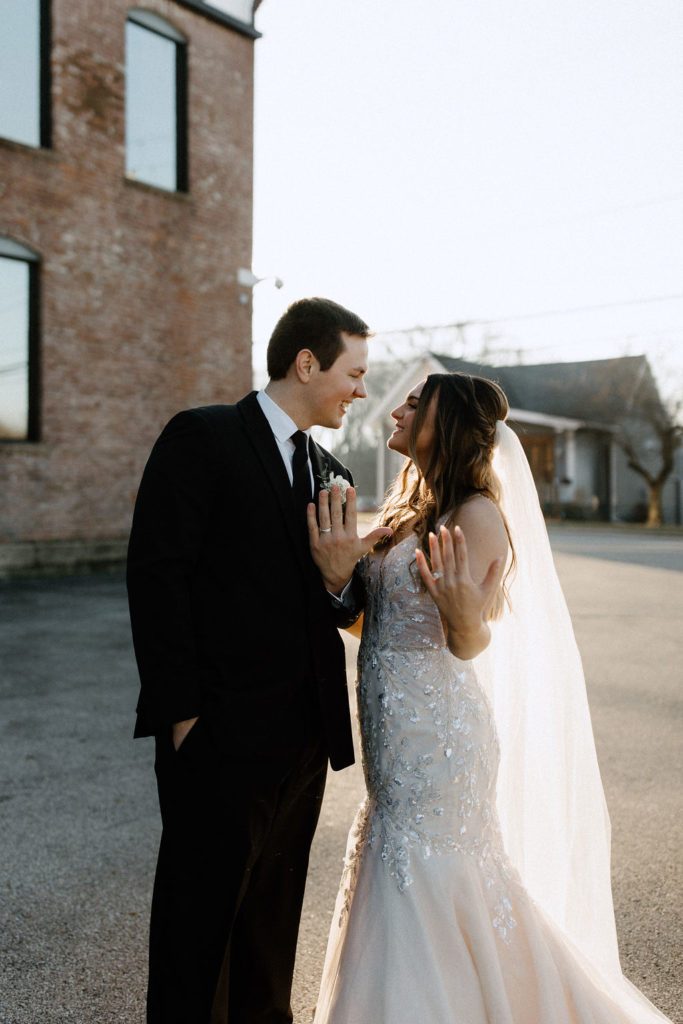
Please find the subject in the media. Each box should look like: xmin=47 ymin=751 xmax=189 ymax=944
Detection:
xmin=125 ymin=11 xmax=189 ymax=193
xmin=39 ymin=0 xmax=52 ymax=147
xmin=0 ymin=0 xmax=51 ymax=149
xmin=0 ymin=240 xmax=41 ymax=443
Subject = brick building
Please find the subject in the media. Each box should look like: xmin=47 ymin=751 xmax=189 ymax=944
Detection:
xmin=0 ymin=0 xmax=260 ymax=574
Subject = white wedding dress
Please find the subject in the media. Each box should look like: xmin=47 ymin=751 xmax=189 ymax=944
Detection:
xmin=314 ymin=531 xmax=672 ymax=1024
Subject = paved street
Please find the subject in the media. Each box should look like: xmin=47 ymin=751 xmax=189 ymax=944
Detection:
xmin=0 ymin=526 xmax=681 ymax=1023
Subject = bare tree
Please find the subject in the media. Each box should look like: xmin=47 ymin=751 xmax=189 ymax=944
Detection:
xmin=533 ymin=353 xmax=683 ymax=527
xmin=617 ymin=390 xmax=682 ymax=527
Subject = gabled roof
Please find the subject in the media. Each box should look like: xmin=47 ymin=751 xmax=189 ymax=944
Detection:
xmin=431 ymin=353 xmax=663 ymax=425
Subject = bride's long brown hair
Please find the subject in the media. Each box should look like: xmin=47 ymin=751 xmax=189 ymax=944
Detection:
xmin=376 ymin=372 xmax=515 ymax=618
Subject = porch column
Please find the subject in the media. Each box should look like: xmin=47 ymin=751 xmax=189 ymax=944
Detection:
xmin=565 ymin=429 xmax=576 ymax=483
xmin=609 ymin=436 xmax=618 ymax=522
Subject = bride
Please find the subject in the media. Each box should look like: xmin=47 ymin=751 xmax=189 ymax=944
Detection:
xmin=312 ymin=372 xmax=672 ymax=1024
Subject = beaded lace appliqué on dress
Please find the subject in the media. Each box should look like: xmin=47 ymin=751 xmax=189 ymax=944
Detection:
xmin=343 ymin=533 xmax=518 ymax=943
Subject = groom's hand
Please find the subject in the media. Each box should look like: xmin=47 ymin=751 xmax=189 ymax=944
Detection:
xmin=308 ymin=485 xmax=392 ymax=596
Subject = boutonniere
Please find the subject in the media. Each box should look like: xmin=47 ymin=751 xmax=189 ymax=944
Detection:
xmin=319 ymin=464 xmax=351 ymax=505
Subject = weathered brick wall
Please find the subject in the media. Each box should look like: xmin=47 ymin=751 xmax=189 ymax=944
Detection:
xmin=0 ymin=0 xmax=254 ymax=558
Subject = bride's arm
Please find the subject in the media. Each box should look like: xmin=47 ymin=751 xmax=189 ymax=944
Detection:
xmin=415 ymin=498 xmax=507 ymax=660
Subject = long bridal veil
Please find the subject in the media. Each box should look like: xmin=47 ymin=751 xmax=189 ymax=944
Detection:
xmin=476 ymin=421 xmax=621 ymax=974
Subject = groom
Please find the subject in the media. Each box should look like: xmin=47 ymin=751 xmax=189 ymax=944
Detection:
xmin=127 ymin=297 xmax=390 ymax=1023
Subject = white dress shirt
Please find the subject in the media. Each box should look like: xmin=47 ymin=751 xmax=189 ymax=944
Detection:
xmin=256 ymin=388 xmax=353 ymax=607
xmin=256 ymin=389 xmax=314 ymax=490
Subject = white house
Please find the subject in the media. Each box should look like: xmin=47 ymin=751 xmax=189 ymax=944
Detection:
xmin=355 ymin=353 xmax=681 ymax=523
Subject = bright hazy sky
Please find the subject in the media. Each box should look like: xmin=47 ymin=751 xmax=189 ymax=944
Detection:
xmin=251 ymin=0 xmax=683 ymax=398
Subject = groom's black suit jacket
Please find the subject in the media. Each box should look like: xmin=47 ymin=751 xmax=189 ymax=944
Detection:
xmin=127 ymin=391 xmax=360 ymax=771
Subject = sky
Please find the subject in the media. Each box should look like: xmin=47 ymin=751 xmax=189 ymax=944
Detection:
xmin=250 ymin=0 xmax=683 ymax=401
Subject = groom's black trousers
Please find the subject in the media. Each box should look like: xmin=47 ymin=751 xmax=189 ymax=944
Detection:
xmin=147 ymin=718 xmax=327 ymax=1024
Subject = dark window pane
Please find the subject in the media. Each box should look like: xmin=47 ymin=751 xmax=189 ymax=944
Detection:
xmin=0 ymin=257 xmax=30 ymax=440
xmin=0 ymin=0 xmax=41 ymax=147
xmin=126 ymin=21 xmax=178 ymax=191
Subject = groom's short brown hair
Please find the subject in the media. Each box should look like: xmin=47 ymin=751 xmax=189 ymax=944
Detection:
xmin=267 ymin=297 xmax=371 ymax=380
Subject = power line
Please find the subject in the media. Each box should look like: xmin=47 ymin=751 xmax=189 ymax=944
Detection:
xmin=501 ymin=192 xmax=683 ymax=234
xmin=381 ymin=293 xmax=683 ymax=337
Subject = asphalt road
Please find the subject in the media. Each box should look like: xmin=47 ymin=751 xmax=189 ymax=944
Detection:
xmin=0 ymin=525 xmax=681 ymax=1023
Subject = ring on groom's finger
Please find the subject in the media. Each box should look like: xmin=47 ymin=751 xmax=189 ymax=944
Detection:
xmin=432 ymin=571 xmax=444 ymax=580
xmin=319 ymin=527 xmax=332 ymax=533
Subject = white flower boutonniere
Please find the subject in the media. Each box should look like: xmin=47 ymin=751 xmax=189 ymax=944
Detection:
xmin=319 ymin=466 xmax=351 ymax=505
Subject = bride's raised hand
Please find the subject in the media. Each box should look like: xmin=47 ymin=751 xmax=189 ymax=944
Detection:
xmin=415 ymin=524 xmax=503 ymax=660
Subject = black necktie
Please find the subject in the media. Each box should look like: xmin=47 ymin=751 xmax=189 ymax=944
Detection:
xmin=291 ymin=430 xmax=312 ymax=513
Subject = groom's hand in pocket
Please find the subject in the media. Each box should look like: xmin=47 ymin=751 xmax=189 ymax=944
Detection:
xmin=172 ymin=716 xmax=199 ymax=751
xmin=308 ymin=485 xmax=392 ymax=596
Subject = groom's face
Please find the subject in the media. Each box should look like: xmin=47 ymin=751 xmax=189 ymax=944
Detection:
xmin=308 ymin=333 xmax=369 ymax=429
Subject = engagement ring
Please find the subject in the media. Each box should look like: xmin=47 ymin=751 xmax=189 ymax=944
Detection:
xmin=432 ymin=571 xmax=444 ymax=580
xmin=319 ymin=527 xmax=332 ymax=533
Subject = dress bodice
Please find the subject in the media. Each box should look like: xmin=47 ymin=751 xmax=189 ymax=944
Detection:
xmin=353 ymin=534 xmax=511 ymax=926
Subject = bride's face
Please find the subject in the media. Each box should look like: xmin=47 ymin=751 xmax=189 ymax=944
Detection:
xmin=388 ymin=379 xmax=437 ymax=470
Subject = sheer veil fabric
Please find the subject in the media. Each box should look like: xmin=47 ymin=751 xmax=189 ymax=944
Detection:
xmin=477 ymin=421 xmax=619 ymax=973
xmin=478 ymin=422 xmax=620 ymax=973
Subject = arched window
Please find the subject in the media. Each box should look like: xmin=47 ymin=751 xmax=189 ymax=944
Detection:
xmin=125 ymin=10 xmax=188 ymax=192
xmin=0 ymin=239 xmax=40 ymax=442
xmin=0 ymin=0 xmax=51 ymax=148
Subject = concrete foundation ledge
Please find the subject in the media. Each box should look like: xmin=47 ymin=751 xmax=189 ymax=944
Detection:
xmin=0 ymin=538 xmax=128 ymax=578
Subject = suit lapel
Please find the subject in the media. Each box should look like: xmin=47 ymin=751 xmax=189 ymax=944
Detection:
xmin=236 ymin=393 xmax=311 ymax=568
xmin=309 ymin=440 xmax=329 ymax=503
